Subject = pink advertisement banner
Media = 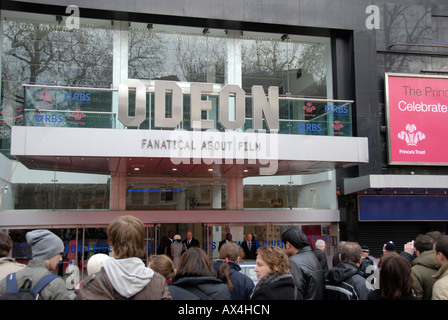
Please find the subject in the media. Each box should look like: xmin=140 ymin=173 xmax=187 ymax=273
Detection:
xmin=386 ymin=73 xmax=448 ymax=165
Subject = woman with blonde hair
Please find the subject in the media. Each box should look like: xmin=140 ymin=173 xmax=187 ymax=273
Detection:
xmin=148 ymin=255 xmax=176 ymax=283
xmin=251 ymin=246 xmax=295 ymax=300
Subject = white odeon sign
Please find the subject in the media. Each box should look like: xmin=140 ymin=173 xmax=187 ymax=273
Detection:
xmin=117 ymin=79 xmax=279 ymax=174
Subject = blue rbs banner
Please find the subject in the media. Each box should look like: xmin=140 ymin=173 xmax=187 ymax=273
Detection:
xmin=359 ymin=195 xmax=448 ymax=221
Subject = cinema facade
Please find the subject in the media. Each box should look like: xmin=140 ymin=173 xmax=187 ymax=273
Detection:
xmin=1 ymin=0 xmax=447 ymax=280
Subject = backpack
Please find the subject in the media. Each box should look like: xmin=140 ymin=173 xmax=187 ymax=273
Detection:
xmin=0 ymin=272 xmax=59 ymax=300
xmin=324 ymin=279 xmax=359 ymax=300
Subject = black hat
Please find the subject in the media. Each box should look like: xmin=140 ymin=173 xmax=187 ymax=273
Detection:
xmin=361 ymin=245 xmax=370 ymax=252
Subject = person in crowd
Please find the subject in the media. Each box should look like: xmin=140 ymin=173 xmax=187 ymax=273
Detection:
xmin=171 ymin=234 xmax=186 ymax=269
xmin=73 ymin=253 xmax=111 ymax=297
xmin=368 ymin=253 xmax=420 ymax=300
xmin=169 ymin=247 xmax=230 ymax=300
xmin=0 ymin=231 xmax=25 ymax=280
xmin=399 ymin=240 xmax=417 ymax=265
xmin=250 ymin=246 xmax=295 ymax=300
xmin=183 ymin=231 xmax=200 ymax=250
xmin=148 ymin=255 xmax=176 ymax=284
xmin=313 ymin=239 xmax=328 ymax=274
xmin=76 ymin=215 xmax=171 ymax=300
xmin=426 ymin=231 xmax=443 ymax=241
xmin=325 ymin=242 xmax=370 ymax=300
xmin=281 ymin=227 xmax=325 ymax=300
xmin=213 ymin=242 xmax=254 ymax=300
xmin=383 ymin=241 xmax=396 ymax=254
xmin=359 ymin=245 xmax=375 ymax=278
xmin=86 ymin=253 xmax=110 ymax=276
xmin=377 ymin=241 xmax=397 ymax=269
xmin=410 ymin=234 xmax=439 ymax=300
xmin=332 ymin=241 xmax=345 ymax=267
xmin=158 ymin=230 xmax=174 ymax=258
xmin=218 ymin=233 xmax=233 ymax=251
xmin=240 ymin=233 xmax=257 ymax=260
xmin=0 ymin=229 xmax=70 ymax=300
xmin=432 ymin=235 xmax=448 ymax=300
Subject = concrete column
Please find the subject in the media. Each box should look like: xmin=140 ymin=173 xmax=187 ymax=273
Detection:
xmin=110 ymin=173 xmax=127 ymax=211
xmin=211 ymin=184 xmax=222 ymax=209
xmin=225 ymin=176 xmax=244 ymax=210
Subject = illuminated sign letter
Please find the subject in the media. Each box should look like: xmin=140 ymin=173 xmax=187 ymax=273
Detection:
xmin=118 ymin=79 xmax=146 ymax=127
xmin=252 ymin=85 xmax=279 ymax=131
xmin=218 ymin=84 xmax=245 ymax=130
xmin=190 ymin=83 xmax=214 ymax=129
xmin=154 ymin=80 xmax=183 ymax=128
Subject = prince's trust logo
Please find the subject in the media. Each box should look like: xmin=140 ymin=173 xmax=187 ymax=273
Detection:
xmin=397 ymin=124 xmax=426 ymax=156
xmin=397 ymin=124 xmax=425 ymax=146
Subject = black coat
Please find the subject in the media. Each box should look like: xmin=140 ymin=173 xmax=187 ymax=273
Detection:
xmin=212 ymin=260 xmax=255 ymax=300
xmin=169 ymin=276 xmax=230 ymax=300
xmin=289 ymin=246 xmax=325 ymax=300
xmin=313 ymin=249 xmax=329 ymax=274
xmin=240 ymin=241 xmax=257 ymax=260
xmin=326 ymin=262 xmax=370 ymax=300
xmin=182 ymin=238 xmax=200 ymax=250
xmin=250 ymin=273 xmax=296 ymax=300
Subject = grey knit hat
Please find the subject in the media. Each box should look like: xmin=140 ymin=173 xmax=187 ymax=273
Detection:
xmin=26 ymin=229 xmax=64 ymax=260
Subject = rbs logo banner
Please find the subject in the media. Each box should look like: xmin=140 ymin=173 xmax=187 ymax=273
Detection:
xmin=386 ymin=73 xmax=448 ymax=165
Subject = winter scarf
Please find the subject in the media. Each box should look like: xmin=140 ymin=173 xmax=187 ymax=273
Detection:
xmin=251 ymin=271 xmax=293 ymax=298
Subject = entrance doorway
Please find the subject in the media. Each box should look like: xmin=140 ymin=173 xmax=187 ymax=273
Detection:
xmin=156 ymin=223 xmax=205 ymax=254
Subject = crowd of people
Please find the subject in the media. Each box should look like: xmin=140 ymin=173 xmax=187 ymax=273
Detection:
xmin=0 ymin=215 xmax=447 ymax=301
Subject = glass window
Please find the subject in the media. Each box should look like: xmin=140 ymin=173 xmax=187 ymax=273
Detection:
xmin=241 ymin=32 xmax=332 ymax=98
xmin=11 ymin=181 xmax=110 ymax=210
xmin=1 ymin=13 xmax=114 ymax=159
xmin=129 ymin=24 xmax=226 ymax=84
xmin=126 ymin=180 xmax=226 ymax=210
xmin=243 ymin=172 xmax=338 ymax=210
xmin=2 ymin=16 xmax=113 ymax=118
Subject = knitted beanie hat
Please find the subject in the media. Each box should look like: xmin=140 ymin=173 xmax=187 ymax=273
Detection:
xmin=26 ymin=229 xmax=64 ymax=260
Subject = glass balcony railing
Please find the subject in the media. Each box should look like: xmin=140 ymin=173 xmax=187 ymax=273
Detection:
xmin=18 ymin=84 xmax=352 ymax=136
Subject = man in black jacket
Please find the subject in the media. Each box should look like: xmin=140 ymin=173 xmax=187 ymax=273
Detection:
xmin=240 ymin=233 xmax=257 ymax=260
xmin=313 ymin=239 xmax=329 ymax=274
xmin=325 ymin=241 xmax=370 ymax=300
xmin=183 ymin=231 xmax=200 ymax=250
xmin=281 ymin=227 xmax=325 ymax=300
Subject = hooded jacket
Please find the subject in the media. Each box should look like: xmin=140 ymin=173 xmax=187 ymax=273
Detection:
xmin=411 ymin=250 xmax=439 ymax=300
xmin=326 ymin=262 xmax=369 ymax=300
xmin=76 ymin=257 xmax=171 ymax=300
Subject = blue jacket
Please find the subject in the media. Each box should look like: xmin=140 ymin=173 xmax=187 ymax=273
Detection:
xmin=213 ymin=260 xmax=255 ymax=300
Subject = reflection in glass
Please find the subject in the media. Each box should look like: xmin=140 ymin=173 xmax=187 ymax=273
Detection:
xmin=129 ymin=26 xmax=226 ymax=83
xmin=13 ymin=182 xmax=110 ymax=210
xmin=241 ymin=34 xmax=331 ymax=98
xmin=126 ymin=181 xmax=226 ymax=210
